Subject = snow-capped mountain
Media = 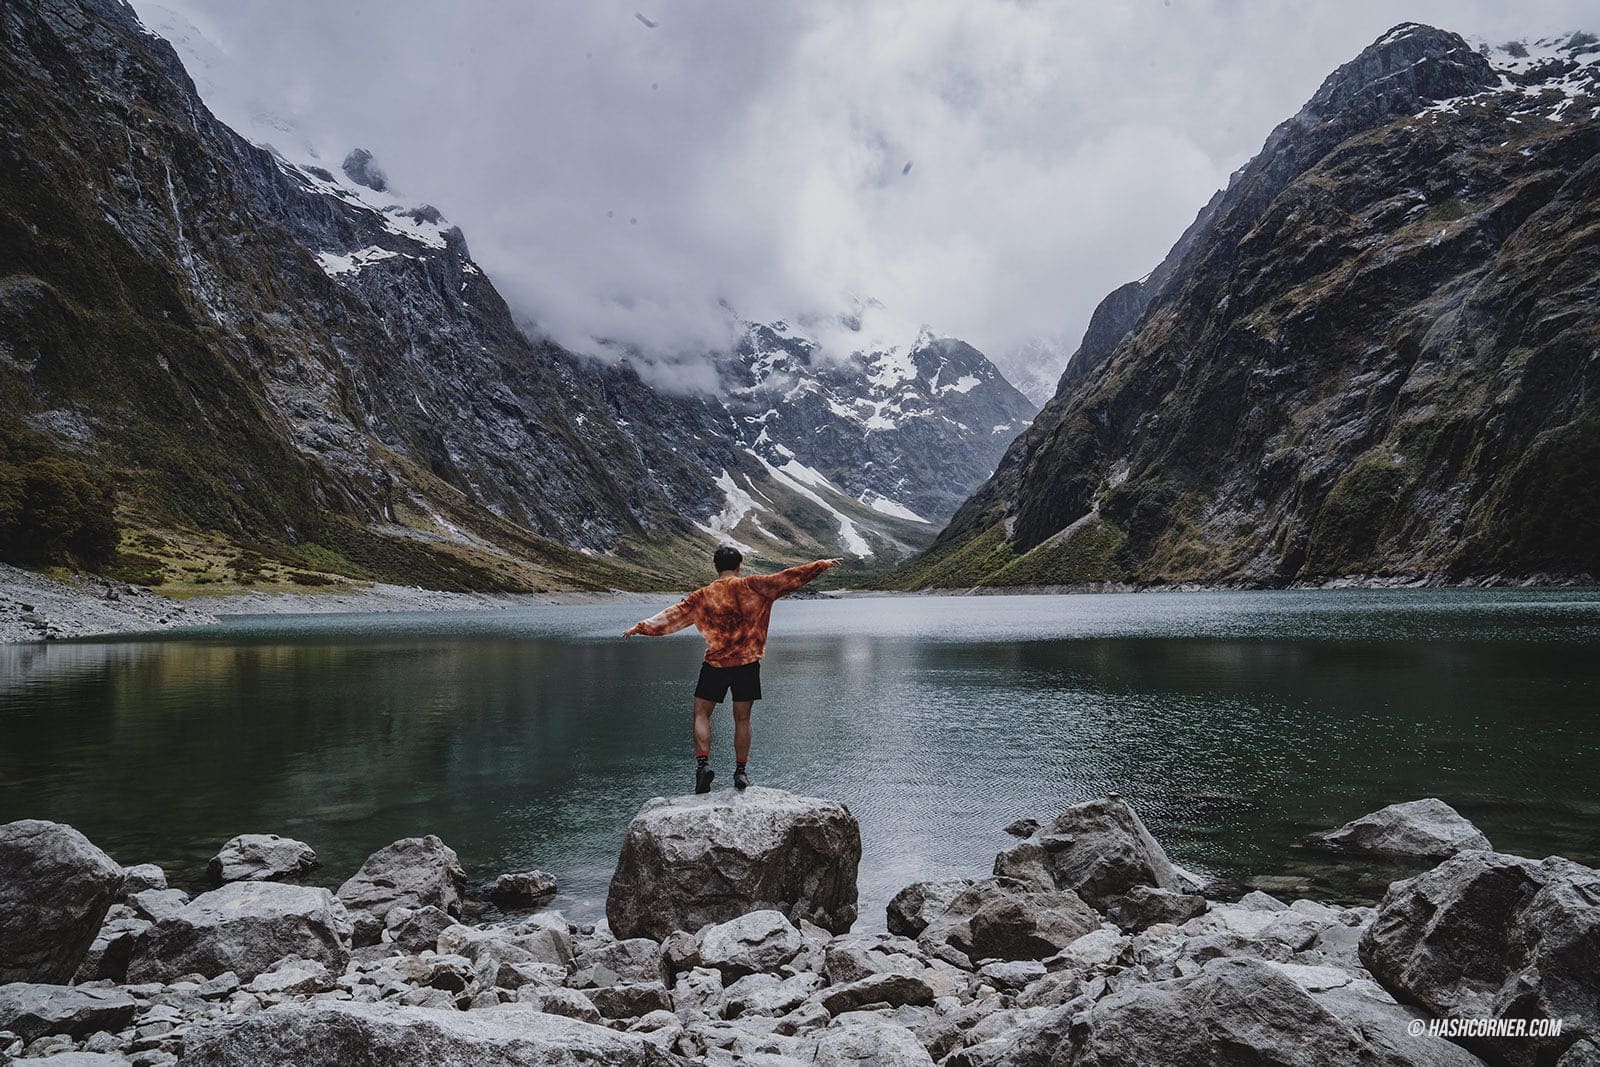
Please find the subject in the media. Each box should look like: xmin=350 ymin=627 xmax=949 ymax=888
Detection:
xmin=0 ymin=0 xmax=1035 ymax=591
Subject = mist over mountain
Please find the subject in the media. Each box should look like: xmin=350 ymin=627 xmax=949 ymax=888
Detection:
xmin=131 ymin=0 xmax=1597 ymax=406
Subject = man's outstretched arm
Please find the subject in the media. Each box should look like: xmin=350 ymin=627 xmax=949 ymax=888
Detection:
xmin=623 ymin=592 xmax=699 ymax=637
xmin=745 ymin=558 xmax=841 ymax=600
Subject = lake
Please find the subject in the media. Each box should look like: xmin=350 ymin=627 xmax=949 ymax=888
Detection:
xmin=2 ymin=589 xmax=1597 ymax=928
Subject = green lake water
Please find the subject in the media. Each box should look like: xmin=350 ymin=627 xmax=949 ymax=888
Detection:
xmin=2 ymin=589 xmax=1597 ymax=927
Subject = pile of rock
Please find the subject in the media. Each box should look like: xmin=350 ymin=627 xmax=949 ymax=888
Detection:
xmin=1 ymin=789 xmax=1595 ymax=1065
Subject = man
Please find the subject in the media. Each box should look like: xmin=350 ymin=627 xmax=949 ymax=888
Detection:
xmin=623 ymin=547 xmax=841 ymax=793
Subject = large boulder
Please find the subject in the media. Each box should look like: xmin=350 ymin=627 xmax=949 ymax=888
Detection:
xmin=206 ymin=833 xmax=319 ymax=885
xmin=180 ymin=999 xmax=684 ymax=1065
xmin=996 ymin=957 xmax=1466 ymax=1066
xmin=0 ymin=820 xmax=124 ymax=983
xmin=337 ymin=836 xmax=467 ymax=947
xmin=919 ymin=878 xmax=1099 ymax=963
xmin=1315 ymin=799 xmax=1492 ymax=859
xmin=1360 ymin=849 xmax=1599 ymax=1065
xmin=0 ymin=983 xmax=138 ymax=1042
xmin=992 ymin=795 xmax=1194 ymax=911
xmin=126 ymin=880 xmax=352 ymax=982
xmin=606 ymin=788 xmax=861 ymax=940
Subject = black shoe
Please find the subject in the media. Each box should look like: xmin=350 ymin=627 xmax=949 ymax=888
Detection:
xmin=695 ymin=766 xmax=715 ymax=794
xmin=734 ymin=767 xmax=750 ymax=790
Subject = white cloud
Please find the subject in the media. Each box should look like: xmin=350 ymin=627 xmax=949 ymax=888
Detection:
xmin=137 ymin=0 xmax=1597 ymax=400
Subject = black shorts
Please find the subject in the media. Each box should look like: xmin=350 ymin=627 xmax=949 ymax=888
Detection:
xmin=695 ymin=660 xmax=762 ymax=703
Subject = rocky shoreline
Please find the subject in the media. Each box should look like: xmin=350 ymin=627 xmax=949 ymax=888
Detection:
xmin=0 ymin=563 xmax=669 ymax=645
xmin=2 ymin=791 xmax=1593 ymax=1065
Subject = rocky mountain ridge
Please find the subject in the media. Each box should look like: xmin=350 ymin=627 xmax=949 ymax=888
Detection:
xmin=0 ymin=0 xmax=1029 ymax=595
xmin=895 ymin=23 xmax=1600 ymax=590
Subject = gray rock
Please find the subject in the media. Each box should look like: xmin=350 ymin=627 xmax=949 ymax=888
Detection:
xmin=823 ymin=933 xmax=926 ymax=985
xmin=382 ymin=905 xmax=456 ymax=954
xmin=246 ymin=956 xmax=335 ymax=996
xmin=606 ymin=788 xmax=860 ymax=940
xmin=119 ymin=864 xmax=168 ymax=896
xmin=724 ymin=972 xmax=824 ymax=1019
xmin=885 ymin=879 xmax=973 ymax=938
xmin=126 ymin=880 xmax=352 ymax=983
xmin=179 ymin=1000 xmax=683 ymax=1064
xmin=1316 ymin=799 xmax=1492 ymax=859
xmin=813 ymin=1014 xmax=935 ymax=1066
xmin=669 ymin=966 xmax=726 ymax=1021
xmin=74 ymin=914 xmax=152 ymax=983
xmin=818 ymin=971 xmax=936 ymax=1015
xmin=486 ymin=870 xmax=558 ymax=910
xmin=583 ymin=981 xmax=672 ymax=1020
xmin=1103 ymin=885 xmax=1207 ymax=932
xmin=1003 ymin=818 xmax=1041 ymax=839
xmin=438 ymin=913 xmax=573 ymax=971
xmin=573 ymin=937 xmax=662 ymax=986
xmin=337 ymin=836 xmax=467 ymax=947
xmin=34 ymin=1054 xmax=134 ymax=1066
xmin=992 ymin=795 xmax=1193 ymax=910
xmin=1360 ymin=849 xmax=1598 ymax=1065
xmin=919 ymin=878 xmax=1099 ymax=962
xmin=206 ymin=834 xmax=319 ymax=885
xmin=127 ymin=889 xmax=190 ymax=923
xmin=514 ymin=985 xmax=604 ymax=1023
xmin=997 ymin=957 xmax=1441 ymax=1066
xmin=978 ymin=959 xmax=1046 ymax=990
xmin=0 ymin=983 xmax=137 ymax=1041
xmin=1269 ymin=963 xmax=1484 ymax=1067
xmin=695 ymin=910 xmax=803 ymax=981
xmin=0 ymin=820 xmax=124 ymax=983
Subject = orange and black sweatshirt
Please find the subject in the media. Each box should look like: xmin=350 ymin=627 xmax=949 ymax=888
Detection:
xmin=628 ymin=560 xmax=832 ymax=667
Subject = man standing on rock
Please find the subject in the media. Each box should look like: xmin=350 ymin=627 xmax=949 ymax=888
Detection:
xmin=623 ymin=547 xmax=840 ymax=794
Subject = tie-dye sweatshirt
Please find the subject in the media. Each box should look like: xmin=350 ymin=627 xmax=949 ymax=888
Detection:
xmin=629 ymin=560 xmax=832 ymax=667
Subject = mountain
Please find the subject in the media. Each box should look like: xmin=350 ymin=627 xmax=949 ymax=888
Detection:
xmin=894 ymin=24 xmax=1600 ymax=591
xmin=0 ymin=0 xmax=1029 ymax=592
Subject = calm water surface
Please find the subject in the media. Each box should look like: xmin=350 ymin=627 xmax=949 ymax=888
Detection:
xmin=2 ymin=589 xmax=1597 ymax=927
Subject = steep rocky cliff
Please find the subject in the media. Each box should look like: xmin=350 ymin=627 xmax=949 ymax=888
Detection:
xmin=0 ymin=0 xmax=1027 ymax=591
xmin=896 ymin=24 xmax=1600 ymax=589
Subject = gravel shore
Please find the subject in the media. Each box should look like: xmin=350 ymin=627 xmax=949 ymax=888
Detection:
xmin=0 ymin=564 xmax=217 ymax=644
xmin=0 ymin=564 xmax=669 ymax=644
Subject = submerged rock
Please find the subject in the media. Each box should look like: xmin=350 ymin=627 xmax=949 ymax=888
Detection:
xmin=126 ymin=880 xmax=352 ymax=983
xmin=180 ymin=999 xmax=684 ymax=1065
xmin=207 ymin=834 xmax=319 ymax=885
xmin=606 ymin=788 xmax=861 ymax=940
xmin=0 ymin=820 xmax=124 ymax=983
xmin=487 ymin=870 xmax=558 ymax=910
xmin=1360 ymin=849 xmax=1599 ymax=1065
xmin=1315 ymin=798 xmax=1492 ymax=859
xmin=992 ymin=795 xmax=1196 ymax=910
xmin=337 ymin=836 xmax=467 ymax=947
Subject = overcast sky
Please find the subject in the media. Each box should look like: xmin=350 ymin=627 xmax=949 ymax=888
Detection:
xmin=136 ymin=0 xmax=1593 ymax=400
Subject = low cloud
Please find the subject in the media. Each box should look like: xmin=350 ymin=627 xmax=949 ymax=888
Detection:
xmin=139 ymin=0 xmax=1595 ymax=399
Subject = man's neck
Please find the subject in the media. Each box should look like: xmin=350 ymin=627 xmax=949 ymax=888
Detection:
xmin=716 ymin=570 xmax=740 ymax=580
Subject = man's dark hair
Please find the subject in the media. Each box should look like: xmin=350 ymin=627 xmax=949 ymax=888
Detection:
xmin=714 ymin=546 xmax=743 ymax=573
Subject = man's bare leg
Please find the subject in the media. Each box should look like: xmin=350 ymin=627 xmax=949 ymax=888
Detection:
xmin=693 ymin=698 xmax=716 ymax=793
xmin=732 ymin=700 xmax=753 ymax=788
